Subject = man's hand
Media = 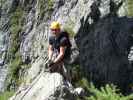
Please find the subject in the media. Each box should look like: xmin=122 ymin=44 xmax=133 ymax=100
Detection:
xmin=46 ymin=59 xmax=54 ymax=68
xmin=45 ymin=59 xmax=58 ymax=72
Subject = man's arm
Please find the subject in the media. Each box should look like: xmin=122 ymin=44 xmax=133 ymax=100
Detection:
xmin=48 ymin=44 xmax=53 ymax=60
xmin=53 ymin=46 xmax=66 ymax=63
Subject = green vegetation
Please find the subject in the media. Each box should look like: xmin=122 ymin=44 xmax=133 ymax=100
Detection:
xmin=47 ymin=0 xmax=54 ymax=11
xmin=9 ymin=7 xmax=24 ymax=56
xmin=63 ymin=21 xmax=76 ymax=37
xmin=5 ymin=6 xmax=25 ymax=91
xmin=9 ymin=52 xmax=23 ymax=81
xmin=0 ymin=0 xmax=7 ymax=5
xmin=0 ymin=91 xmax=14 ymax=100
xmin=38 ymin=0 xmax=54 ymax=20
xmin=69 ymin=64 xmax=133 ymax=100
xmin=127 ymin=0 xmax=133 ymax=17
xmin=5 ymin=51 xmax=23 ymax=91
xmin=77 ymin=78 xmax=133 ymax=100
xmin=64 ymin=26 xmax=75 ymax=37
xmin=9 ymin=6 xmax=24 ymax=78
xmin=70 ymin=64 xmax=82 ymax=85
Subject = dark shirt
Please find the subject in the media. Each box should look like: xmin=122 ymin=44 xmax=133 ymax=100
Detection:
xmin=49 ymin=31 xmax=71 ymax=59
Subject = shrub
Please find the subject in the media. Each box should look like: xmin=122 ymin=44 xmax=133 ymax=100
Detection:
xmin=6 ymin=53 xmax=31 ymax=91
xmin=63 ymin=21 xmax=76 ymax=37
xmin=0 ymin=91 xmax=14 ymax=100
xmin=70 ymin=64 xmax=83 ymax=85
xmin=127 ymin=0 xmax=133 ymax=17
xmin=38 ymin=0 xmax=53 ymax=20
xmin=5 ymin=5 xmax=24 ymax=91
xmin=9 ymin=51 xmax=23 ymax=80
xmin=64 ymin=26 xmax=75 ymax=37
xmin=79 ymin=78 xmax=133 ymax=100
xmin=0 ymin=0 xmax=7 ymax=5
xmin=9 ymin=6 xmax=24 ymax=57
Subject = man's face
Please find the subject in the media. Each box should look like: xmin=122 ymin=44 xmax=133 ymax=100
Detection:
xmin=51 ymin=29 xmax=60 ymax=36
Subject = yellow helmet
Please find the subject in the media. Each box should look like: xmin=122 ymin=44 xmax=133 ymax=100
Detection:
xmin=50 ymin=21 xmax=61 ymax=29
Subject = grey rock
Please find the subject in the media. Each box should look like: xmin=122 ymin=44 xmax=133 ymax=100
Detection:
xmin=0 ymin=0 xmax=131 ymax=98
xmin=0 ymin=0 xmax=12 ymax=91
xmin=75 ymin=15 xmax=133 ymax=94
xmin=10 ymin=72 xmax=76 ymax=100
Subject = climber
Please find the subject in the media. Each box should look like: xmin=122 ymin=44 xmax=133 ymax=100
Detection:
xmin=47 ymin=21 xmax=72 ymax=82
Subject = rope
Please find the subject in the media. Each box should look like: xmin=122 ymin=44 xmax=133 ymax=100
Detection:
xmin=20 ymin=70 xmax=44 ymax=100
xmin=14 ymin=52 xmax=65 ymax=100
xmin=17 ymin=56 xmax=49 ymax=100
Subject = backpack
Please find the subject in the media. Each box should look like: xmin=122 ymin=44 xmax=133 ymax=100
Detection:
xmin=60 ymin=31 xmax=79 ymax=64
xmin=64 ymin=38 xmax=79 ymax=65
xmin=49 ymin=31 xmax=79 ymax=64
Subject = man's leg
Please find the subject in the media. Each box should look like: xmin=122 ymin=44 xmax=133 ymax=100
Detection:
xmin=62 ymin=63 xmax=72 ymax=83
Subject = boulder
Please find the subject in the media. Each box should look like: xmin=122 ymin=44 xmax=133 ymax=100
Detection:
xmin=10 ymin=72 xmax=76 ymax=100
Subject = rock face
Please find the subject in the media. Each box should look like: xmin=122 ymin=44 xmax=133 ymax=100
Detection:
xmin=10 ymin=72 xmax=75 ymax=100
xmin=0 ymin=0 xmax=13 ymax=91
xmin=0 ymin=0 xmax=132 ymax=99
xmin=19 ymin=0 xmax=128 ymax=65
xmin=75 ymin=15 xmax=133 ymax=93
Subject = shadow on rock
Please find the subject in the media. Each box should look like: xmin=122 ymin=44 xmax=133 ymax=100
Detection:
xmin=75 ymin=14 xmax=133 ymax=94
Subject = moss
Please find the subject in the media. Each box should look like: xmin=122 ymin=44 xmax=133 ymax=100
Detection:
xmin=7 ymin=6 xmax=24 ymax=62
xmin=9 ymin=7 xmax=24 ymax=56
xmin=127 ymin=0 xmax=133 ymax=17
xmin=38 ymin=0 xmax=54 ymax=20
xmin=64 ymin=26 xmax=75 ymax=37
xmin=5 ymin=6 xmax=25 ymax=91
xmin=70 ymin=64 xmax=82 ymax=85
xmin=76 ymin=78 xmax=133 ymax=100
xmin=47 ymin=0 xmax=54 ymax=11
xmin=0 ymin=0 xmax=7 ymax=5
xmin=9 ymin=52 xmax=23 ymax=79
xmin=6 ymin=49 xmax=31 ymax=91
xmin=63 ymin=21 xmax=76 ymax=37
xmin=0 ymin=91 xmax=14 ymax=100
xmin=5 ymin=51 xmax=23 ymax=91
